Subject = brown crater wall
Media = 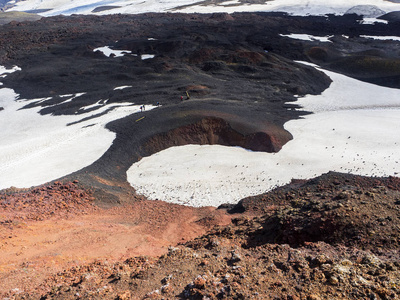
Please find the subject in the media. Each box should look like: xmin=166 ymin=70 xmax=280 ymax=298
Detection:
xmin=140 ymin=117 xmax=285 ymax=158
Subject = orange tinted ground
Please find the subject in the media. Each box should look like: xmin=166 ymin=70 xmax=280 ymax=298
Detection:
xmin=0 ymin=183 xmax=232 ymax=297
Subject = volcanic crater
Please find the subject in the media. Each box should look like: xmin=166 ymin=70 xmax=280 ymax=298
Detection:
xmin=1 ymin=11 xmax=400 ymax=298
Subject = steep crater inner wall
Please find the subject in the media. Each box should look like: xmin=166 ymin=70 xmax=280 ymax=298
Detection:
xmin=140 ymin=117 xmax=288 ymax=157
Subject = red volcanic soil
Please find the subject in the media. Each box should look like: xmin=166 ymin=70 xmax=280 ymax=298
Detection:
xmin=0 ymin=181 xmax=232 ymax=297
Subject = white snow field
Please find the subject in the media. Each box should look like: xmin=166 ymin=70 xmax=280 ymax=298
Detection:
xmin=0 ymin=66 xmax=155 ymax=189
xmin=127 ymin=63 xmax=400 ymax=207
xmin=5 ymin=0 xmax=400 ymax=17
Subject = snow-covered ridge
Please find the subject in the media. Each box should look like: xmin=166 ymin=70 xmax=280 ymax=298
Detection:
xmin=127 ymin=63 xmax=400 ymax=207
xmin=5 ymin=0 xmax=400 ymax=17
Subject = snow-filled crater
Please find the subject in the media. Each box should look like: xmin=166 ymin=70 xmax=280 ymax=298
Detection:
xmin=127 ymin=63 xmax=400 ymax=207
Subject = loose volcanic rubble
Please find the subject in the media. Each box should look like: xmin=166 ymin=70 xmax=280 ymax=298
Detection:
xmin=4 ymin=172 xmax=398 ymax=299
xmin=0 ymin=181 xmax=97 ymax=224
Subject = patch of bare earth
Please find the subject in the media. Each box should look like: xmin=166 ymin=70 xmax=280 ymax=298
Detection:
xmin=0 ymin=182 xmax=231 ymax=298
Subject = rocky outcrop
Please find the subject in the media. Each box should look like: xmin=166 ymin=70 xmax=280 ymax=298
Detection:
xmin=230 ymin=172 xmax=400 ymax=251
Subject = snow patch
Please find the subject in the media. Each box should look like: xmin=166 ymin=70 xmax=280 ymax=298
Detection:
xmin=219 ymin=0 xmax=240 ymax=6
xmin=280 ymin=33 xmax=333 ymax=42
xmin=0 ymin=66 xmax=21 ymax=75
xmin=93 ymin=46 xmax=135 ymax=58
xmin=360 ymin=35 xmax=400 ymax=41
xmin=114 ymin=85 xmax=132 ymax=90
xmin=141 ymin=54 xmax=155 ymax=60
xmin=360 ymin=18 xmax=388 ymax=24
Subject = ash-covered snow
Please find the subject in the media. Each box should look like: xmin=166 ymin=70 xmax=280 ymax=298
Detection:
xmin=127 ymin=64 xmax=400 ymax=207
xmin=344 ymin=5 xmax=386 ymax=18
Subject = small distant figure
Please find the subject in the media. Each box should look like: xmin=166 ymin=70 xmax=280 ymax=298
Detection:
xmin=180 ymin=96 xmax=183 ymax=101
xmin=142 ymin=104 xmax=145 ymax=111
xmin=140 ymin=106 xmax=143 ymax=112
xmin=156 ymin=102 xmax=160 ymax=106
xmin=186 ymin=90 xmax=190 ymax=100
